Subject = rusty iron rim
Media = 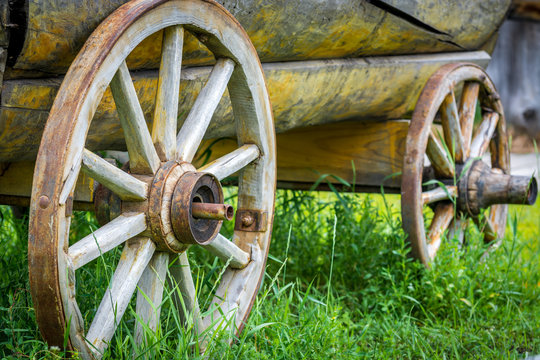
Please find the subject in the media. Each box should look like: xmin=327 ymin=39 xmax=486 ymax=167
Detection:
xmin=401 ymin=63 xmax=509 ymax=267
xmin=28 ymin=0 xmax=276 ymax=357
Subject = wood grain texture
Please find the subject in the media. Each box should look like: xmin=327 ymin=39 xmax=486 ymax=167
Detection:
xmin=440 ymin=91 xmax=465 ymax=162
xmin=422 ymin=185 xmax=457 ymax=205
xmin=0 ymin=52 xmax=490 ymax=162
xmin=152 ymin=25 xmax=184 ymax=161
xmin=427 ymin=202 xmax=454 ymax=259
xmin=134 ymin=251 xmax=169 ymax=346
xmin=198 ymin=144 xmax=260 ymax=181
xmin=68 ymin=213 xmax=147 ymax=270
xmin=168 ymin=252 xmax=203 ymax=332
xmin=202 ymin=234 xmax=250 ymax=269
xmin=176 ymin=58 xmax=235 ymax=162
xmin=81 ymin=149 xmax=148 ymax=201
xmin=274 ymin=120 xmax=408 ymax=188
xmin=10 ymin=0 xmax=508 ymax=74
xmin=86 ymin=237 xmax=155 ymax=355
xmin=0 ymin=161 xmax=95 ymax=202
xmin=110 ymin=61 xmax=160 ymax=174
xmin=458 ymin=82 xmax=480 ymax=158
xmin=426 ymin=131 xmax=455 ymax=179
xmin=470 ymin=112 xmax=499 ymax=158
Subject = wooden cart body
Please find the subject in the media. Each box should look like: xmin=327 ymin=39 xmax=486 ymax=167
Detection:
xmin=0 ymin=0 xmax=510 ymax=201
xmin=3 ymin=0 xmax=540 ymax=356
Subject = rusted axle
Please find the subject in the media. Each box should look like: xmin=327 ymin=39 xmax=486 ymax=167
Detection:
xmin=191 ymin=202 xmax=234 ymax=221
xmin=458 ymin=160 xmax=538 ymax=216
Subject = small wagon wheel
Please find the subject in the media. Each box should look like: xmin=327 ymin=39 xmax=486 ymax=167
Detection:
xmin=402 ymin=63 xmax=536 ymax=266
xmin=28 ymin=0 xmax=275 ymax=357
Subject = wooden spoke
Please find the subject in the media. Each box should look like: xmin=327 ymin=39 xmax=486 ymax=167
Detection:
xmin=202 ymin=234 xmax=250 ymax=269
xmin=198 ymin=144 xmax=260 ymax=180
xmin=474 ymin=207 xmax=503 ymax=244
xmin=448 ymin=217 xmax=469 ymax=247
xmin=421 ymin=185 xmax=457 ymax=205
xmin=152 ymin=25 xmax=184 ymax=161
xmin=176 ymin=58 xmax=235 ymax=162
xmin=86 ymin=238 xmax=155 ymax=355
xmin=426 ymin=202 xmax=454 ymax=259
xmin=81 ymin=149 xmax=148 ymax=201
xmin=168 ymin=252 xmax=203 ymax=332
xmin=110 ymin=61 xmax=161 ymax=174
xmin=441 ymin=90 xmax=465 ymax=162
xmin=426 ymin=131 xmax=455 ymax=178
xmin=134 ymin=252 xmax=169 ymax=346
xmin=458 ymin=82 xmax=480 ymax=158
xmin=470 ymin=112 xmax=499 ymax=158
xmin=68 ymin=213 xmax=147 ymax=270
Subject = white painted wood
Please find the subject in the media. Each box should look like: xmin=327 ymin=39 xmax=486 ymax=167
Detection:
xmin=176 ymin=58 xmax=235 ymax=162
xmin=198 ymin=144 xmax=260 ymax=180
xmin=110 ymin=61 xmax=161 ymax=174
xmin=421 ymin=185 xmax=458 ymax=205
xmin=152 ymin=25 xmax=184 ymax=161
xmin=81 ymin=148 xmax=148 ymax=201
xmin=134 ymin=251 xmax=169 ymax=346
xmin=201 ymin=244 xmax=262 ymax=342
xmin=68 ymin=213 xmax=147 ymax=270
xmin=427 ymin=202 xmax=455 ymax=260
xmin=458 ymin=82 xmax=480 ymax=158
xmin=426 ymin=131 xmax=455 ymax=178
xmin=86 ymin=237 xmax=155 ymax=355
xmin=441 ymin=91 xmax=465 ymax=162
xmin=202 ymin=234 xmax=250 ymax=269
xmin=470 ymin=112 xmax=499 ymax=158
xmin=169 ymin=252 xmax=203 ymax=332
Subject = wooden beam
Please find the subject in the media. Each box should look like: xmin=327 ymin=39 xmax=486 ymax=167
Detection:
xmin=0 ymin=52 xmax=490 ymax=163
xmin=0 ymin=161 xmax=95 ymax=202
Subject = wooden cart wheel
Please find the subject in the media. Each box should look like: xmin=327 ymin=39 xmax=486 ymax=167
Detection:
xmin=401 ymin=63 xmax=511 ymax=266
xmin=28 ymin=0 xmax=275 ymax=357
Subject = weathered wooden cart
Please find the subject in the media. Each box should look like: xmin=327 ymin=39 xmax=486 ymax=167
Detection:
xmin=0 ymin=0 xmax=538 ymax=357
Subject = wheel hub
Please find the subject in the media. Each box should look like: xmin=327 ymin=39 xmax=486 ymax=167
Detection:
xmin=457 ymin=160 xmax=538 ymax=216
xmin=95 ymin=161 xmax=234 ymax=253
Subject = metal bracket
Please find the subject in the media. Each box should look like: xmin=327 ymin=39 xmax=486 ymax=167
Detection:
xmin=234 ymin=209 xmax=268 ymax=232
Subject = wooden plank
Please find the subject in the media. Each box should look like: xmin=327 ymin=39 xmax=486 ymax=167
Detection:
xmin=11 ymin=0 xmax=508 ymax=74
xmin=275 ymin=120 xmax=408 ymax=188
xmin=0 ymin=52 xmax=491 ymax=163
xmin=0 ymin=161 xmax=95 ymax=202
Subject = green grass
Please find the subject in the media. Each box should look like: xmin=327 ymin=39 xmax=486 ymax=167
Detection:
xmin=1 ymin=189 xmax=539 ymax=359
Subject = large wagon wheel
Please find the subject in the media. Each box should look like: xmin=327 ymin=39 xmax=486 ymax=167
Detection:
xmin=402 ymin=63 xmax=536 ymax=266
xmin=28 ymin=0 xmax=275 ymax=357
